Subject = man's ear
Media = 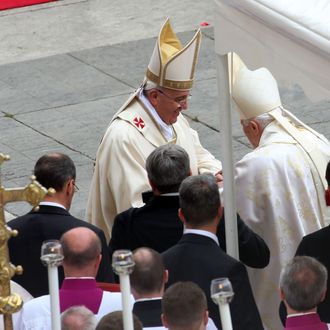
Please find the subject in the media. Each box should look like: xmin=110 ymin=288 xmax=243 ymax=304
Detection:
xmin=178 ymin=208 xmax=186 ymax=224
xmin=163 ymin=270 xmax=169 ymax=284
xmin=250 ymin=120 xmax=260 ymax=135
xmin=218 ymin=206 xmax=223 ymax=219
xmin=279 ymin=288 xmax=285 ymax=301
xmin=148 ymin=178 xmax=159 ymax=194
xmin=148 ymin=90 xmax=158 ymax=108
xmin=66 ymin=179 xmax=74 ymax=196
xmin=203 ymin=310 xmax=209 ymax=326
xmin=161 ymin=314 xmax=169 ymax=328
xmin=95 ymin=254 xmax=102 ymax=270
xmin=320 ymin=288 xmax=327 ymax=302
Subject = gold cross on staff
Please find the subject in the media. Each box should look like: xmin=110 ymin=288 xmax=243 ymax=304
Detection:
xmin=0 ymin=153 xmax=54 ymax=330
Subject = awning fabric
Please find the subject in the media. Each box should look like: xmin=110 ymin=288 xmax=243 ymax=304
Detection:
xmin=214 ymin=0 xmax=330 ymax=100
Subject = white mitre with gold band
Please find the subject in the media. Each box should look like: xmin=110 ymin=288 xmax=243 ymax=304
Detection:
xmin=230 ymin=53 xmax=330 ymax=190
xmin=146 ymin=18 xmax=201 ymax=91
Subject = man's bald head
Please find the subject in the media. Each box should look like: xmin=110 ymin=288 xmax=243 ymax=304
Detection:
xmin=130 ymin=248 xmax=166 ymax=298
xmin=60 ymin=227 xmax=101 ymax=269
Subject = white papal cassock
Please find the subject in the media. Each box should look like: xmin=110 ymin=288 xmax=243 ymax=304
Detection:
xmin=235 ymin=120 xmax=330 ymax=330
xmin=230 ymin=54 xmax=330 ymax=330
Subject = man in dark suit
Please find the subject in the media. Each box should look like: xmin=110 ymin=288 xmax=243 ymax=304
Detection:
xmin=8 ymin=152 xmax=113 ymax=297
xmin=130 ymin=247 xmax=217 ymax=329
xmin=109 ymin=144 xmax=270 ymax=269
xmin=162 ymin=174 xmax=263 ymax=329
xmin=130 ymin=247 xmax=167 ymax=328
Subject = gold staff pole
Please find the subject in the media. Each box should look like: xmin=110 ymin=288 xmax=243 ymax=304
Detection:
xmin=0 ymin=153 xmax=54 ymax=330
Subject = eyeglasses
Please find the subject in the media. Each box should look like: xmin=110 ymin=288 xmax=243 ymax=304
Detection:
xmin=72 ymin=181 xmax=79 ymax=193
xmin=157 ymin=89 xmax=191 ymax=106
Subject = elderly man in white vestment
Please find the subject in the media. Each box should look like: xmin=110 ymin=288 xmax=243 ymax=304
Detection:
xmin=86 ymin=19 xmax=222 ymax=239
xmin=229 ymin=55 xmax=330 ymax=330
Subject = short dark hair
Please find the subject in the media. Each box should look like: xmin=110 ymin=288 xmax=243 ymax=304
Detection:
xmin=179 ymin=174 xmax=220 ymax=227
xmin=130 ymin=248 xmax=165 ymax=295
xmin=60 ymin=228 xmax=101 ymax=268
xmin=326 ymin=161 xmax=330 ymax=186
xmin=34 ymin=152 xmax=76 ymax=191
xmin=162 ymin=282 xmax=207 ymax=329
xmin=96 ymin=311 xmax=142 ymax=330
xmin=146 ymin=144 xmax=190 ymax=194
xmin=280 ymin=256 xmax=328 ymax=311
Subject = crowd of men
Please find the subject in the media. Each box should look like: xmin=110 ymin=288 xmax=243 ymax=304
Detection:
xmin=4 ymin=19 xmax=330 ymax=330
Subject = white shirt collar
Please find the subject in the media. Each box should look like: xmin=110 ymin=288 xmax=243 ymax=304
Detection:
xmin=183 ymin=228 xmax=219 ymax=246
xmin=135 ymin=297 xmax=162 ymax=303
xmin=160 ymin=192 xmax=179 ymax=196
xmin=138 ymin=88 xmax=174 ymax=141
xmin=39 ymin=201 xmax=66 ymax=210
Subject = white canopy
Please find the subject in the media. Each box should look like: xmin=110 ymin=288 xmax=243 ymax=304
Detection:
xmin=214 ymin=0 xmax=330 ymax=258
xmin=214 ymin=0 xmax=330 ymax=100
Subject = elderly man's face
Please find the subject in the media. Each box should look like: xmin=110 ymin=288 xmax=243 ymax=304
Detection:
xmin=152 ymin=88 xmax=190 ymax=125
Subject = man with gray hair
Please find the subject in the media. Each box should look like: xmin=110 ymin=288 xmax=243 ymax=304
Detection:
xmin=86 ymin=19 xmax=222 ymax=240
xmin=109 ymin=144 xmax=269 ymax=269
xmin=228 ymin=55 xmax=330 ymax=329
xmin=279 ymin=256 xmax=329 ymax=329
xmin=61 ymin=305 xmax=96 ymax=330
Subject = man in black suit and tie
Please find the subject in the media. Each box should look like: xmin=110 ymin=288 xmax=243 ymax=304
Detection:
xmin=8 ymin=152 xmax=113 ymax=297
xmin=162 ymin=174 xmax=263 ymax=329
xmin=130 ymin=247 xmax=217 ymax=329
xmin=109 ymin=144 xmax=270 ymax=269
xmin=130 ymin=247 xmax=167 ymax=328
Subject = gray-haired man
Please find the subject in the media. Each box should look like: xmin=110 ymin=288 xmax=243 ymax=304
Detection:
xmin=109 ymin=144 xmax=270 ymax=269
xmin=280 ymin=256 xmax=328 ymax=329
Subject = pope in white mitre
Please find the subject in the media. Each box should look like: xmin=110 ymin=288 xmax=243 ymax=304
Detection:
xmin=86 ymin=19 xmax=222 ymax=239
xmin=230 ymin=54 xmax=330 ymax=330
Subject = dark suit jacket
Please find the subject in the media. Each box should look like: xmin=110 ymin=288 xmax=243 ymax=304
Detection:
xmin=8 ymin=205 xmax=114 ymax=297
xmin=162 ymin=234 xmax=263 ymax=330
xmin=279 ymin=225 xmax=330 ymax=323
xmin=133 ymin=299 xmax=162 ymax=327
xmin=109 ymin=195 xmax=270 ymax=268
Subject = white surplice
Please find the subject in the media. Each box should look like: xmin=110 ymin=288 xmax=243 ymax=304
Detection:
xmin=234 ymin=120 xmax=330 ymax=330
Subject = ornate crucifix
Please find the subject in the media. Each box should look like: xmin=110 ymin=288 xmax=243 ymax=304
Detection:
xmin=0 ymin=153 xmax=54 ymax=330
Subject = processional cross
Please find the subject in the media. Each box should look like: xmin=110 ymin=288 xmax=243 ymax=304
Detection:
xmin=0 ymin=153 xmax=54 ymax=330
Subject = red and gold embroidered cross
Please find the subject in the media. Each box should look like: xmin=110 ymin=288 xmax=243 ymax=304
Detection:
xmin=133 ymin=117 xmax=145 ymax=129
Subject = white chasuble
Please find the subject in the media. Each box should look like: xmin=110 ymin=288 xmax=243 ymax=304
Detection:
xmin=86 ymin=95 xmax=222 ymax=240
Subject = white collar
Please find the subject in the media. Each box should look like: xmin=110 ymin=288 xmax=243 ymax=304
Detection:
xmin=183 ymin=228 xmax=219 ymax=246
xmin=39 ymin=201 xmax=66 ymax=210
xmin=160 ymin=192 xmax=179 ymax=196
xmin=135 ymin=297 xmax=162 ymax=303
xmin=287 ymin=311 xmax=317 ymax=318
xmin=138 ymin=88 xmax=174 ymax=141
